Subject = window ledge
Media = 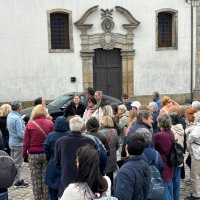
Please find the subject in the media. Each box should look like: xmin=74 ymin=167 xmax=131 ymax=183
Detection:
xmin=49 ymin=49 xmax=74 ymax=53
xmin=156 ymin=46 xmax=178 ymax=51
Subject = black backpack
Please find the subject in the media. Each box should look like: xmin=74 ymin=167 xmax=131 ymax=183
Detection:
xmin=143 ymin=152 xmax=164 ymax=200
xmin=0 ymin=150 xmax=17 ymax=188
xmin=167 ymin=133 xmax=184 ymax=167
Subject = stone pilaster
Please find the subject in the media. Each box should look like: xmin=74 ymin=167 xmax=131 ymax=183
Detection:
xmin=81 ymin=50 xmax=94 ymax=90
xmin=121 ymin=50 xmax=135 ymax=98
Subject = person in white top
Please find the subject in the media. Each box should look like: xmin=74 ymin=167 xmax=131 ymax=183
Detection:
xmin=60 ymin=145 xmax=111 ymax=200
xmin=187 ymin=111 xmax=200 ymax=200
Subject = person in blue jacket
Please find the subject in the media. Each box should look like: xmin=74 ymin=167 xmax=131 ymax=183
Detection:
xmin=114 ymin=131 xmax=151 ymax=200
xmin=44 ymin=116 xmax=69 ymax=200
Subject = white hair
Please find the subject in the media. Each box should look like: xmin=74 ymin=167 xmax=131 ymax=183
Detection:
xmin=192 ymin=101 xmax=200 ymax=111
xmin=118 ymin=104 xmax=127 ymax=112
xmin=148 ymin=102 xmax=158 ymax=112
xmin=69 ymin=116 xmax=84 ymax=132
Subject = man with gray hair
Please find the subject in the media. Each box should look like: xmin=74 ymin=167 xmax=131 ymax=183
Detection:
xmin=94 ymin=90 xmax=109 ymax=109
xmin=7 ymin=100 xmax=28 ymax=188
xmin=54 ymin=116 xmax=95 ymax=198
xmin=121 ymin=109 xmax=154 ymax=157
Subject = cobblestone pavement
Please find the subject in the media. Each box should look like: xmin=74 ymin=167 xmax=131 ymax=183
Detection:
xmin=8 ymin=162 xmax=191 ymax=200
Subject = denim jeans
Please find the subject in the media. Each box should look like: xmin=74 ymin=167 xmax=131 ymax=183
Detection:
xmin=172 ymin=167 xmax=181 ymax=200
xmin=0 ymin=192 xmax=8 ymax=200
xmin=163 ymin=179 xmax=173 ymax=200
xmin=9 ymin=146 xmax=23 ymax=183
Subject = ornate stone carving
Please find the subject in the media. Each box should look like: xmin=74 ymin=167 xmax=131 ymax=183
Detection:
xmin=100 ymin=9 xmax=116 ymax=50
xmin=74 ymin=5 xmax=99 ymax=31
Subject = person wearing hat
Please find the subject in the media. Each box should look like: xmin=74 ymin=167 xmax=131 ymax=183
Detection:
xmin=7 ymin=100 xmax=28 ymax=188
xmin=121 ymin=94 xmax=132 ymax=111
xmin=131 ymin=101 xmax=141 ymax=111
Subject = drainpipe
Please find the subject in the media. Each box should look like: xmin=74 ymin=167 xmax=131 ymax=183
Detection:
xmin=191 ymin=5 xmax=194 ymax=103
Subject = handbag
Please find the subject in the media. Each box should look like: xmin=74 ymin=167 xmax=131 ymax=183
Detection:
xmin=167 ymin=133 xmax=184 ymax=167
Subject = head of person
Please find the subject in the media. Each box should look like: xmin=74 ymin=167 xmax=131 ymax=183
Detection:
xmin=94 ymin=91 xmax=103 ymax=102
xmin=152 ymin=91 xmax=160 ymax=100
xmin=126 ymin=131 xmax=147 ymax=156
xmin=157 ymin=114 xmax=172 ymax=131
xmin=87 ymin=96 xmax=97 ymax=108
xmin=0 ymin=104 xmax=11 ymax=117
xmin=76 ymin=145 xmax=108 ymax=193
xmin=100 ymin=116 xmax=114 ymax=128
xmin=131 ymin=101 xmax=141 ymax=111
xmin=192 ymin=101 xmax=200 ymax=111
xmin=30 ymin=104 xmax=48 ymax=121
xmin=148 ymin=102 xmax=158 ymax=113
xmin=86 ymin=117 xmax=99 ymax=132
xmin=111 ymin=103 xmax=118 ymax=115
xmin=128 ymin=109 xmax=137 ymax=125
xmin=169 ymin=112 xmax=180 ymax=126
xmin=11 ymin=100 xmax=22 ymax=113
xmin=118 ymin=104 xmax=127 ymax=115
xmin=85 ymin=87 xmax=95 ymax=97
xmin=185 ymin=108 xmax=197 ymax=123
xmin=69 ymin=116 xmax=85 ymax=132
xmin=161 ymin=96 xmax=172 ymax=107
xmin=194 ymin=111 xmax=200 ymax=124
xmin=103 ymin=105 xmax=114 ymax=117
xmin=135 ymin=128 xmax=152 ymax=147
xmin=73 ymin=94 xmax=81 ymax=105
xmin=137 ymin=109 xmax=152 ymax=127
xmin=122 ymin=93 xmax=129 ymax=105
xmin=34 ymin=97 xmax=45 ymax=106
xmin=54 ymin=116 xmax=69 ymax=131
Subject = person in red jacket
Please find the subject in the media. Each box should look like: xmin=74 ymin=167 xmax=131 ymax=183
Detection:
xmin=23 ymin=105 xmax=54 ymax=200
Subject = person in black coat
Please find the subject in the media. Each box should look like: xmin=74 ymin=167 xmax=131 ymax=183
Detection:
xmin=0 ymin=104 xmax=12 ymax=155
xmin=64 ymin=94 xmax=86 ymax=119
xmin=54 ymin=116 xmax=95 ymax=198
xmin=44 ymin=116 xmax=69 ymax=200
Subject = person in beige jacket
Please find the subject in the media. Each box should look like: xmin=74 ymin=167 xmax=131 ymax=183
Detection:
xmin=169 ymin=112 xmax=184 ymax=200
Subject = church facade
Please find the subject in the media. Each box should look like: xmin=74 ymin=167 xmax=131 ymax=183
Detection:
xmin=0 ymin=0 xmax=194 ymax=104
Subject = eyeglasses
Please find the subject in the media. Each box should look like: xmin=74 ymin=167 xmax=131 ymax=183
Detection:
xmin=123 ymin=97 xmax=129 ymax=99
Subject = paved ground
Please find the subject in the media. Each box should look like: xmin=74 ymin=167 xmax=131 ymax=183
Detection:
xmin=8 ymin=161 xmax=191 ymax=200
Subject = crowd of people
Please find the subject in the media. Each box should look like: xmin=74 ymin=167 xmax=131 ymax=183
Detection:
xmin=0 ymin=89 xmax=200 ymax=200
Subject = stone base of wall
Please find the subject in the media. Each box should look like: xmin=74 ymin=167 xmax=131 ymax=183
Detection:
xmin=193 ymin=89 xmax=200 ymax=101
xmin=129 ymin=93 xmax=191 ymax=105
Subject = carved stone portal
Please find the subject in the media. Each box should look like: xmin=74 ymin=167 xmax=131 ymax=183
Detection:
xmin=74 ymin=5 xmax=140 ymax=97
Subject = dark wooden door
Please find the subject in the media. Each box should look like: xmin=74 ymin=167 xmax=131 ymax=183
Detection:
xmin=93 ymin=48 xmax=122 ymax=99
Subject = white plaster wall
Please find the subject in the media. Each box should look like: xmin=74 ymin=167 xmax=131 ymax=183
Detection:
xmin=0 ymin=0 xmax=191 ymax=102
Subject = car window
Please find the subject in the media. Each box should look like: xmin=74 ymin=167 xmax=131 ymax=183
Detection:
xmin=48 ymin=95 xmax=73 ymax=107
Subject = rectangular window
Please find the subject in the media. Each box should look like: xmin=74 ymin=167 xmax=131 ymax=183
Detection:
xmin=50 ymin=13 xmax=69 ymax=49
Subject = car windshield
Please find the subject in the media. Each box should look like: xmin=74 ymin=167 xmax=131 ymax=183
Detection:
xmin=48 ymin=95 xmax=73 ymax=107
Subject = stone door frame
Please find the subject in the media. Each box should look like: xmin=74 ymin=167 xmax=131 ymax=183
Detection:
xmin=74 ymin=5 xmax=140 ymax=97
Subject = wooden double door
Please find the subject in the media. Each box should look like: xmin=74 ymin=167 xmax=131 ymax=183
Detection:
xmin=93 ymin=48 xmax=122 ymax=99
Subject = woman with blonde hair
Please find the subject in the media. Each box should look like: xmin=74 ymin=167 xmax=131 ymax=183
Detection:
xmin=0 ymin=104 xmax=11 ymax=154
xmin=23 ymin=105 xmax=54 ymax=200
xmin=99 ymin=116 xmax=119 ymax=188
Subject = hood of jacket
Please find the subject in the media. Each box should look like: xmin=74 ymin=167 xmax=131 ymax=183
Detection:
xmin=54 ymin=116 xmax=69 ymax=131
xmin=171 ymin=124 xmax=184 ymax=136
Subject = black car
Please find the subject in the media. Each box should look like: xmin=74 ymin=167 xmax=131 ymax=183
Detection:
xmin=21 ymin=92 xmax=122 ymax=122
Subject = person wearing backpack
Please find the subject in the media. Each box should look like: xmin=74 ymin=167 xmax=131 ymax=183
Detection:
xmin=155 ymin=114 xmax=174 ymax=200
xmin=169 ymin=112 xmax=184 ymax=200
xmin=113 ymin=131 xmax=151 ymax=200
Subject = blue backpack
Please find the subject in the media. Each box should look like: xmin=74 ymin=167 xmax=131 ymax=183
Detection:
xmin=87 ymin=135 xmax=107 ymax=174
